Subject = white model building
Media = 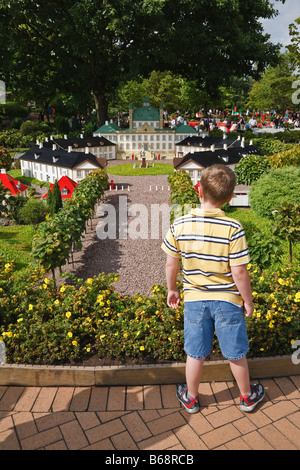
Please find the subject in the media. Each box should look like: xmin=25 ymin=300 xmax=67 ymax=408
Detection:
xmin=93 ymin=97 xmax=198 ymax=160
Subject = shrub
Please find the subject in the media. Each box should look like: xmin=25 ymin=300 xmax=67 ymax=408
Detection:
xmin=0 ymin=147 xmax=13 ymax=171
xmin=235 ymin=154 xmax=271 ymax=185
xmin=20 ymin=121 xmax=40 ymax=136
xmin=18 ymin=198 xmax=47 ymax=225
xmin=249 ymin=167 xmax=300 ymax=219
xmin=55 ymin=115 xmax=70 ymax=134
xmin=0 ymin=259 xmax=298 ymax=364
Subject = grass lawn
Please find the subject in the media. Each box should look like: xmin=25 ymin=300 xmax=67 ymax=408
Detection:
xmin=8 ymin=169 xmax=50 ymax=188
xmin=0 ymin=225 xmax=35 ymax=274
xmin=107 ymin=162 xmax=174 ymax=176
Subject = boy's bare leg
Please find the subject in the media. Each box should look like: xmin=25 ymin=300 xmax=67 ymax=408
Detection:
xmin=186 ymin=356 xmax=205 ymax=398
xmin=229 ymin=356 xmax=251 ymax=396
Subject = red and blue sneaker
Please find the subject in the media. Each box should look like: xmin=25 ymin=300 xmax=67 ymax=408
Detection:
xmin=240 ymin=384 xmax=265 ymax=412
xmin=176 ymin=384 xmax=200 ymax=414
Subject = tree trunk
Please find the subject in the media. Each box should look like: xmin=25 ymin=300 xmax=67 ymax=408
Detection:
xmin=93 ymin=89 xmax=109 ymax=128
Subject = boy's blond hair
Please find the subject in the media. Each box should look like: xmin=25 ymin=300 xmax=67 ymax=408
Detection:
xmin=200 ymin=164 xmax=236 ymax=205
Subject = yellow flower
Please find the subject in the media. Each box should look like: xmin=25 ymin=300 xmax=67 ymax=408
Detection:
xmin=5 ymin=263 xmax=11 ymax=269
xmin=72 ymin=340 xmax=78 ymax=346
xmin=66 ymin=312 xmax=72 ymax=318
xmin=60 ymin=285 xmax=66 ymax=293
xmin=123 ymin=333 xmax=128 ymax=338
xmin=269 ymin=320 xmax=275 ymax=329
xmin=17 ymin=318 xmax=23 ymax=323
xmin=28 ymin=304 xmax=33 ymax=311
xmin=294 ymin=292 xmax=300 ymax=303
xmin=252 ymin=291 xmax=257 ymax=297
xmin=140 ymin=346 xmax=145 ymax=351
xmin=256 ymin=312 xmax=261 ymax=318
xmin=86 ymin=347 xmax=91 ymax=352
xmin=43 ymin=284 xmax=48 ymax=289
xmin=286 ymin=317 xmax=291 ymax=322
xmin=114 ymin=276 xmax=119 ymax=282
xmin=100 ymin=334 xmax=106 ymax=340
xmin=259 ymin=276 xmax=264 ymax=282
xmin=54 ymin=299 xmax=60 ymax=306
xmin=106 ymin=300 xmax=111 ymax=305
xmin=86 ymin=278 xmax=93 ymax=285
xmin=67 ymin=332 xmax=73 ymax=338
xmin=44 ymin=278 xmax=50 ymax=285
xmin=278 ymin=278 xmax=284 ymax=285
xmin=260 ymin=348 xmax=264 ymax=352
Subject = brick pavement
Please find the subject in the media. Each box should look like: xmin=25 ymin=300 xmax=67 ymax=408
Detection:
xmin=0 ymin=376 xmax=299 ymax=450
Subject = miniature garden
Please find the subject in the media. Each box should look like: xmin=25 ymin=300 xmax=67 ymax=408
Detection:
xmin=0 ymin=127 xmax=299 ymax=365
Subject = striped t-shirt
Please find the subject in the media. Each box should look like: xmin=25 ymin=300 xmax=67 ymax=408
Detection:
xmin=161 ymin=208 xmax=250 ymax=305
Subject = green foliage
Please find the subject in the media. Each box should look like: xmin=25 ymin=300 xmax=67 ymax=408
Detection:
xmin=107 ymin=163 xmax=174 ymax=176
xmin=31 ymin=169 xmax=108 ymax=274
xmin=0 ymin=0 xmax=284 ymax=125
xmin=19 ymin=120 xmax=40 ymax=136
xmin=168 ymin=171 xmax=200 ymax=222
xmin=249 ymin=167 xmax=300 ymax=219
xmin=49 ymin=180 xmax=63 ymax=216
xmin=18 ymin=198 xmax=47 ymax=225
xmin=272 ymin=201 xmax=300 ymax=264
xmin=0 ymin=259 xmax=299 ymax=364
xmin=235 ymin=154 xmax=271 ymax=185
xmin=0 ymin=146 xmax=13 ymax=171
xmin=0 ymin=102 xmax=28 ymax=120
xmin=55 ymin=115 xmax=70 ymax=134
xmin=268 ymin=146 xmax=300 ymax=168
xmin=247 ymin=232 xmax=282 ymax=269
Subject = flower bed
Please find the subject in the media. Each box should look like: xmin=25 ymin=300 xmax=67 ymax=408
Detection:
xmin=0 ymin=257 xmax=299 ymax=365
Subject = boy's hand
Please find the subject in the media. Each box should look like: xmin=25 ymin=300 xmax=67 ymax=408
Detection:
xmin=244 ymin=301 xmax=254 ymax=318
xmin=167 ymin=290 xmax=181 ymax=309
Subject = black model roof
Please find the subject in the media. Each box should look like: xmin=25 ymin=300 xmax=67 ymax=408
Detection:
xmin=42 ymin=136 xmax=116 ymax=149
xmin=20 ymin=146 xmax=104 ymax=169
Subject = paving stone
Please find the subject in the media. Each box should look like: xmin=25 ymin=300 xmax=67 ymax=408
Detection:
xmin=0 ymin=379 xmax=299 ymax=450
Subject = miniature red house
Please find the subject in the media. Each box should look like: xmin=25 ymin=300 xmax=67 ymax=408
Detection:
xmin=0 ymin=169 xmax=28 ymax=195
xmin=42 ymin=175 xmax=78 ymax=200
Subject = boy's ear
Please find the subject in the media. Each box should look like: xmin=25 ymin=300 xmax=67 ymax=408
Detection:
xmin=198 ymin=184 xmax=203 ymax=198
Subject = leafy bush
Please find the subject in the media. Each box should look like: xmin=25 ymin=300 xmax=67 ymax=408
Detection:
xmin=168 ymin=171 xmax=199 ymax=222
xmin=268 ymin=146 xmax=300 ymax=168
xmin=249 ymin=167 xmax=300 ymax=218
xmin=55 ymin=115 xmax=70 ymax=134
xmin=18 ymin=198 xmax=47 ymax=225
xmin=235 ymin=154 xmax=271 ymax=185
xmin=20 ymin=121 xmax=40 ymax=136
xmin=0 ymin=147 xmax=13 ymax=171
xmin=31 ymin=169 xmax=108 ymax=276
xmin=0 ymin=258 xmax=298 ymax=364
xmin=0 ymin=102 xmax=28 ymax=120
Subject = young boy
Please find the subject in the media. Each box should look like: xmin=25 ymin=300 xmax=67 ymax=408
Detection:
xmin=161 ymin=165 xmax=264 ymax=413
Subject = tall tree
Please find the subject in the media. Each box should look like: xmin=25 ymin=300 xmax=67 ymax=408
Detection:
xmin=0 ymin=0 xmax=285 ymax=126
xmin=246 ymin=53 xmax=299 ymax=111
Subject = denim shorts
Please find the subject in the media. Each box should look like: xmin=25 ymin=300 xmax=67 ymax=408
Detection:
xmin=184 ymin=300 xmax=249 ymax=361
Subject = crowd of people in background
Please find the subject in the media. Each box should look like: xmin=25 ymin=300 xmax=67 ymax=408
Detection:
xmin=165 ymin=108 xmax=300 ymax=132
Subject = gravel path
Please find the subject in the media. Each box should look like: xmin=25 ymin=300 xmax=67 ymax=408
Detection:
xmin=61 ymin=167 xmax=173 ymax=297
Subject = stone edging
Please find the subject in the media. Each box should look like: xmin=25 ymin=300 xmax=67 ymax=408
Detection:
xmin=0 ymin=356 xmax=299 ymax=387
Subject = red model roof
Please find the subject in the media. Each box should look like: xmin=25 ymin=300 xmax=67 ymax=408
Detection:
xmin=0 ymin=172 xmax=28 ymax=195
xmin=42 ymin=175 xmax=78 ymax=199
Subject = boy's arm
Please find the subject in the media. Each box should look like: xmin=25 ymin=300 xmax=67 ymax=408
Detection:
xmin=166 ymin=255 xmax=181 ymax=309
xmin=231 ymin=264 xmax=254 ymax=318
